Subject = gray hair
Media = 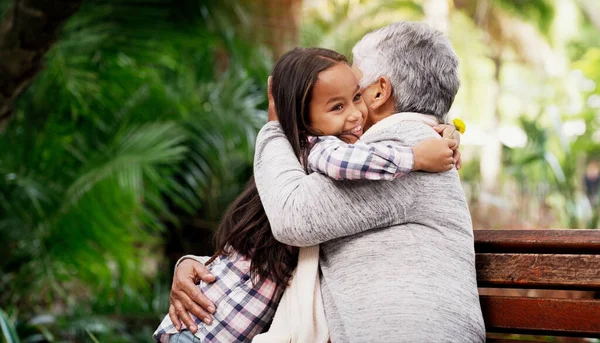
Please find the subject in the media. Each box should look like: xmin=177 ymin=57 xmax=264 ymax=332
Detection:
xmin=352 ymin=21 xmax=460 ymax=121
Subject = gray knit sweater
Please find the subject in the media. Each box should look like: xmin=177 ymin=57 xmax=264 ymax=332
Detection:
xmin=254 ymin=119 xmax=485 ymax=343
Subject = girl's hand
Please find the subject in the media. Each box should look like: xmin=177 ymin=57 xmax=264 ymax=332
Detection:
xmin=267 ymin=76 xmax=278 ymax=122
xmin=168 ymin=259 xmax=216 ymax=333
xmin=412 ymin=137 xmax=457 ymax=172
xmin=433 ymin=124 xmax=462 ymax=170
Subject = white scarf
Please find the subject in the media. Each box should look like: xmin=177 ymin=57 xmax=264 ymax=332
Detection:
xmin=252 ymin=245 xmax=329 ymax=343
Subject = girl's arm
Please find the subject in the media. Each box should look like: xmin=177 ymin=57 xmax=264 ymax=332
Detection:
xmin=308 ymin=133 xmax=458 ymax=181
xmin=307 ymin=136 xmax=414 ymax=180
xmin=254 ymin=122 xmax=416 ymax=247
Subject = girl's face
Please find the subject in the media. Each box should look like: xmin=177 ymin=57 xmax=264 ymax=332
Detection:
xmin=308 ymin=63 xmax=368 ymax=143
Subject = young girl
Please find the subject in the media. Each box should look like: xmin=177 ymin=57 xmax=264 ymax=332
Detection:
xmin=154 ymin=47 xmax=458 ymax=343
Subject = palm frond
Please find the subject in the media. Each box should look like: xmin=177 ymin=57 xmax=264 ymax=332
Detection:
xmin=63 ymin=122 xmax=187 ymax=208
xmin=0 ymin=0 xmax=269 ymax=322
xmin=0 ymin=309 xmax=20 ymax=343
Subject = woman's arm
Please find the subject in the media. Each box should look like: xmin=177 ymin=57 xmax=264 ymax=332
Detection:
xmin=254 ymin=122 xmax=416 ymax=247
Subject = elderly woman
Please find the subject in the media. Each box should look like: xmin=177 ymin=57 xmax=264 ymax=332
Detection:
xmin=164 ymin=21 xmax=484 ymax=343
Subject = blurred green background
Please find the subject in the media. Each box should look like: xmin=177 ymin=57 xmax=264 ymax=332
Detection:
xmin=0 ymin=0 xmax=599 ymax=341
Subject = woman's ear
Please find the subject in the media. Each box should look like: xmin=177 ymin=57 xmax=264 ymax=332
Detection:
xmin=369 ymin=76 xmax=393 ymax=111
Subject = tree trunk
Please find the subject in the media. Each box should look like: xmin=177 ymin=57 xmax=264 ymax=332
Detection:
xmin=252 ymin=0 xmax=302 ymax=59
xmin=480 ymin=55 xmax=503 ymax=194
xmin=0 ymin=0 xmax=81 ymax=129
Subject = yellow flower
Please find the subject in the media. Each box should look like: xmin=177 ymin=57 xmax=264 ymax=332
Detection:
xmin=452 ymin=118 xmax=466 ymax=134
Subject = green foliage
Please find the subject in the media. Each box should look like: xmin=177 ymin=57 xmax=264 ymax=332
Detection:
xmin=493 ymin=0 xmax=555 ymax=34
xmin=301 ymin=0 xmax=423 ymax=56
xmin=567 ymin=23 xmax=600 ymax=61
xmin=0 ymin=0 xmax=270 ymax=340
xmin=574 ymin=48 xmax=600 ymax=87
xmin=0 ymin=309 xmax=20 ymax=343
xmin=504 ymin=106 xmax=600 ymax=228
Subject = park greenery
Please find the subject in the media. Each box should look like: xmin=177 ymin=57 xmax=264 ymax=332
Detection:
xmin=1 ymin=0 xmax=599 ymax=341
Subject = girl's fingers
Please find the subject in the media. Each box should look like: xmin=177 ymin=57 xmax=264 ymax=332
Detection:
xmin=454 ymin=150 xmax=462 ymax=170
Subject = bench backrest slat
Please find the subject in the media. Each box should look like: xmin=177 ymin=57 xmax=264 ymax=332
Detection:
xmin=474 ymin=229 xmax=600 ymax=338
xmin=474 ymin=229 xmax=600 ymax=254
xmin=480 ymin=295 xmax=600 ymax=337
xmin=476 ymin=253 xmax=600 ymax=290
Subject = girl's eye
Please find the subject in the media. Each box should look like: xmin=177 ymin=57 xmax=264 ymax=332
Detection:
xmin=332 ymin=104 xmax=343 ymax=111
xmin=354 ymin=93 xmax=362 ymax=102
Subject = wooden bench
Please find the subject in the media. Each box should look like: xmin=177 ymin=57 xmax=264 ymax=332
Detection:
xmin=474 ymin=230 xmax=600 ymax=341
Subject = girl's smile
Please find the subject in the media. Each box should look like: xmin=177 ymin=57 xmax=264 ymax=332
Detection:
xmin=341 ymin=123 xmax=364 ymax=136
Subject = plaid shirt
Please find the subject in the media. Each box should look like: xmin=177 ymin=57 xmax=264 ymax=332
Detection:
xmin=307 ymin=135 xmax=414 ymax=180
xmin=153 ymin=251 xmax=284 ymax=343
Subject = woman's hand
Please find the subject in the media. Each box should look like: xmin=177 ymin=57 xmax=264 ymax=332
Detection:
xmin=433 ymin=124 xmax=462 ymax=170
xmin=168 ymin=259 xmax=216 ymax=333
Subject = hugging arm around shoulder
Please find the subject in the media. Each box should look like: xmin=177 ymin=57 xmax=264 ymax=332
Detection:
xmin=307 ymin=136 xmax=414 ymax=180
xmin=153 ymin=252 xmax=282 ymax=343
xmin=253 ymin=122 xmax=415 ymax=247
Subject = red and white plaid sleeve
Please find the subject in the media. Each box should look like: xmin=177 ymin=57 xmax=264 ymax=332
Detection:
xmin=307 ymin=136 xmax=414 ymax=180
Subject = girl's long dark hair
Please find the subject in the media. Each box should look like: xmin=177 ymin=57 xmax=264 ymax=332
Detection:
xmin=214 ymin=48 xmax=348 ymax=286
xmin=272 ymin=48 xmax=349 ymax=168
